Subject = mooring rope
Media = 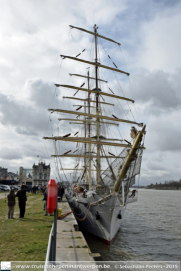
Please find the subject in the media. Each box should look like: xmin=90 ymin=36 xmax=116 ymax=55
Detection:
xmin=72 ymin=195 xmax=93 ymax=222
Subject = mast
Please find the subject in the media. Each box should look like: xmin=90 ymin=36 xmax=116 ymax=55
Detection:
xmin=43 ymin=24 xmax=146 ymax=191
xmin=59 ymin=57 xmax=130 ymax=76
xmin=50 ymin=109 xmax=139 ymax=125
xmin=69 ymin=73 xmax=107 ymax=82
xmin=56 ymin=84 xmax=134 ymax=102
xmin=63 ymin=97 xmax=115 ymax=106
xmin=84 ymin=74 xmax=87 ymax=184
xmin=87 ymin=69 xmax=92 ymax=188
xmin=94 ymin=24 xmax=101 ymax=185
xmin=69 ymin=25 xmax=121 ymax=46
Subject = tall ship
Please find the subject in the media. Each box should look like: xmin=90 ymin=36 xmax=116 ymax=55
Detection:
xmin=44 ymin=24 xmax=146 ymax=243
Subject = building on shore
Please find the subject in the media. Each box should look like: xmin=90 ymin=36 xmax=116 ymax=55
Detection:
xmin=32 ymin=162 xmax=50 ymax=186
xmin=0 ymin=167 xmax=19 ymax=185
xmin=0 ymin=167 xmax=8 ymax=180
xmin=19 ymin=167 xmax=32 ymax=185
xmin=19 ymin=162 xmax=50 ymax=186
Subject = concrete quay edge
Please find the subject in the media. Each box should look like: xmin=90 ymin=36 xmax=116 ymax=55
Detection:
xmin=55 ymin=197 xmax=100 ymax=264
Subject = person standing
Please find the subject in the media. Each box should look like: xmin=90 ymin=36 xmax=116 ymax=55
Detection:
xmin=16 ymin=185 xmax=27 ymax=218
xmin=43 ymin=188 xmax=53 ymax=216
xmin=43 ymin=188 xmax=48 ymax=216
xmin=59 ymin=186 xmax=65 ymax=202
xmin=42 ymin=186 xmax=46 ymax=210
xmin=7 ymin=189 xmax=16 ymax=219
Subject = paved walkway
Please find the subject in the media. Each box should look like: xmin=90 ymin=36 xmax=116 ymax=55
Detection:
xmin=44 ymin=197 xmax=100 ymax=270
xmin=56 ymin=198 xmax=97 ymax=261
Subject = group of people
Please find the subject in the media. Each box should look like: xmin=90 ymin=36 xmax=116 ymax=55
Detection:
xmin=31 ymin=185 xmax=48 ymax=194
xmin=7 ymin=185 xmax=27 ymax=219
xmin=7 ymin=184 xmax=65 ymax=219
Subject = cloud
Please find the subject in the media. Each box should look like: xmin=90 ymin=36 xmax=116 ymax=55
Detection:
xmin=130 ymin=68 xmax=181 ymax=115
xmin=25 ymin=77 xmax=55 ymax=108
xmin=0 ymin=78 xmax=55 ymax=136
xmin=76 ymin=0 xmax=126 ymax=26
xmin=145 ymin=118 xmax=181 ymax=152
xmin=147 ymin=161 xmax=166 ymax=171
xmin=137 ymin=3 xmax=181 ymax=73
xmin=0 ymin=147 xmax=23 ymax=160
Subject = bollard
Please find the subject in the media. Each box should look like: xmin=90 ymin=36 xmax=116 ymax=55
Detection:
xmin=57 ymin=208 xmax=62 ymax=219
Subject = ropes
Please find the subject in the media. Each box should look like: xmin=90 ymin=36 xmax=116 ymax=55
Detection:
xmin=72 ymin=195 xmax=93 ymax=221
xmin=54 ymin=141 xmax=69 ymax=182
xmin=100 ymin=41 xmax=137 ymax=124
xmin=58 ymin=211 xmax=72 ymax=220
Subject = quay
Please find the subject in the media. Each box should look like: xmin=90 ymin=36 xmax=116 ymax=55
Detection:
xmin=45 ymin=196 xmax=101 ymax=270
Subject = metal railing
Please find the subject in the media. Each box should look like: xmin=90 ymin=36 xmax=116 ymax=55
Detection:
xmin=45 ymin=223 xmax=54 ymax=267
xmin=44 ymin=204 xmax=57 ymax=271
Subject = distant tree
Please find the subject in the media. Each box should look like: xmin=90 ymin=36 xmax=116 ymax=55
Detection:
xmin=147 ymin=179 xmax=181 ymax=188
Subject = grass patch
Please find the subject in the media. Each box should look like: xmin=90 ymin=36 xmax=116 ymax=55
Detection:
xmin=0 ymin=193 xmax=53 ymax=261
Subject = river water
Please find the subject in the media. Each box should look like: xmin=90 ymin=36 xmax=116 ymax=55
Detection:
xmin=83 ymin=189 xmax=181 ymax=262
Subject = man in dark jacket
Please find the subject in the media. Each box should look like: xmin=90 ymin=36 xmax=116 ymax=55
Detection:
xmin=43 ymin=188 xmax=48 ymax=216
xmin=59 ymin=186 xmax=65 ymax=202
xmin=43 ymin=188 xmax=53 ymax=216
xmin=7 ymin=189 xmax=16 ymax=219
xmin=16 ymin=185 xmax=27 ymax=218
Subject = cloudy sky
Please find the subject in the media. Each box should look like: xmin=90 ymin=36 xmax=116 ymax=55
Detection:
xmin=0 ymin=0 xmax=181 ymax=185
